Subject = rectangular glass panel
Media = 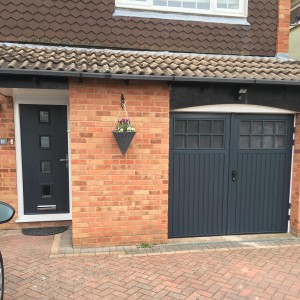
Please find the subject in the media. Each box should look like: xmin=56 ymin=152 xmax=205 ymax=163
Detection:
xmin=263 ymin=136 xmax=274 ymax=149
xmin=200 ymin=120 xmax=212 ymax=134
xmin=175 ymin=135 xmax=185 ymax=148
xmin=212 ymin=136 xmax=223 ymax=148
xmin=182 ymin=0 xmax=196 ymax=8
xmin=240 ymin=121 xmax=251 ymax=134
xmin=175 ymin=120 xmax=186 ymax=133
xmin=252 ymin=121 xmax=263 ymax=134
xmin=40 ymin=136 xmax=51 ymax=149
xmin=213 ymin=120 xmax=224 ymax=134
xmin=264 ymin=121 xmax=274 ymax=134
xmin=200 ymin=136 xmax=211 ymax=148
xmin=187 ymin=135 xmax=199 ymax=148
xmin=197 ymin=0 xmax=210 ymax=9
xmin=240 ymin=136 xmax=250 ymax=149
xmin=40 ymin=161 xmax=51 ymax=173
xmin=153 ymin=0 xmax=167 ymax=6
xmin=187 ymin=120 xmax=199 ymax=133
xmin=276 ymin=122 xmax=286 ymax=134
xmin=41 ymin=185 xmax=52 ymax=198
xmin=168 ymin=0 xmax=181 ymax=7
xmin=217 ymin=0 xmax=239 ymax=9
xmin=228 ymin=0 xmax=239 ymax=9
xmin=251 ymin=136 xmax=262 ymax=148
xmin=275 ymin=136 xmax=286 ymax=149
xmin=39 ymin=110 xmax=49 ymax=123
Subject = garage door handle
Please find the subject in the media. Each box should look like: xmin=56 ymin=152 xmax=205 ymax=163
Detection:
xmin=232 ymin=170 xmax=237 ymax=182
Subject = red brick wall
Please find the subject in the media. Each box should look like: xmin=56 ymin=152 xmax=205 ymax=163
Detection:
xmin=291 ymin=113 xmax=300 ymax=237
xmin=0 ymin=94 xmax=17 ymax=227
xmin=69 ymin=79 xmax=169 ymax=247
xmin=277 ymin=0 xmax=291 ymax=54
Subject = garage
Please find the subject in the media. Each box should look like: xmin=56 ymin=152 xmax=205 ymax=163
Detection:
xmin=169 ymin=113 xmax=294 ymax=238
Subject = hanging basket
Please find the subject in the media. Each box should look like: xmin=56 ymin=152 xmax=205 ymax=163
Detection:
xmin=113 ymin=131 xmax=136 ymax=155
xmin=112 ymin=94 xmax=136 ymax=155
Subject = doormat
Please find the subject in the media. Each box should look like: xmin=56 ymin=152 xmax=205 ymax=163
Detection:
xmin=22 ymin=226 xmax=68 ymax=236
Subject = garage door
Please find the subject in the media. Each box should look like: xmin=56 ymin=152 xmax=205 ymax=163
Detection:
xmin=169 ymin=114 xmax=294 ymax=238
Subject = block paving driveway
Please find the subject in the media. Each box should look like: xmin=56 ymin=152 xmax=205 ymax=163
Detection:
xmin=1 ymin=230 xmax=300 ymax=299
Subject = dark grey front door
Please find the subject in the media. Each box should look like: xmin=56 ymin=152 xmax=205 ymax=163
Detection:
xmin=20 ymin=105 xmax=69 ymax=214
xmin=169 ymin=113 xmax=294 ymax=237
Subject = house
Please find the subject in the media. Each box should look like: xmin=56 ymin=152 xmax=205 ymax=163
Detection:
xmin=1 ymin=0 xmax=300 ymax=247
xmin=290 ymin=0 xmax=300 ymax=59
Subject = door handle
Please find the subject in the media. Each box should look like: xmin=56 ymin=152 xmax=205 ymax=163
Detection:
xmin=59 ymin=154 xmax=68 ymax=168
xmin=232 ymin=170 xmax=237 ymax=182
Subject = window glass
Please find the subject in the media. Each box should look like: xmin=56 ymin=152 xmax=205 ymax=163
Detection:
xmin=174 ymin=118 xmax=225 ymax=150
xmin=40 ymin=136 xmax=51 ymax=149
xmin=183 ymin=0 xmax=196 ymax=9
xmin=39 ymin=110 xmax=50 ymax=123
xmin=239 ymin=120 xmax=287 ymax=150
xmin=40 ymin=161 xmax=52 ymax=173
xmin=116 ymin=0 xmax=246 ymax=17
xmin=217 ymin=0 xmax=239 ymax=9
xmin=197 ymin=0 xmax=210 ymax=9
xmin=41 ymin=185 xmax=52 ymax=198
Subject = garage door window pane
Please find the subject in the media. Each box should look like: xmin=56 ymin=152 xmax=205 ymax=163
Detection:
xmin=263 ymin=136 xmax=274 ymax=149
xmin=276 ymin=122 xmax=286 ymax=134
xmin=275 ymin=136 xmax=286 ymax=149
xmin=187 ymin=135 xmax=199 ymax=148
xmin=252 ymin=122 xmax=263 ymax=134
xmin=264 ymin=122 xmax=274 ymax=134
xmin=175 ymin=135 xmax=185 ymax=148
xmin=200 ymin=121 xmax=212 ymax=134
xmin=240 ymin=136 xmax=250 ymax=149
xmin=212 ymin=136 xmax=223 ymax=148
xmin=200 ymin=136 xmax=211 ymax=148
xmin=175 ymin=120 xmax=186 ymax=133
xmin=213 ymin=120 xmax=224 ymax=134
xmin=251 ymin=136 xmax=262 ymax=148
xmin=240 ymin=121 xmax=250 ymax=134
xmin=187 ymin=121 xmax=199 ymax=133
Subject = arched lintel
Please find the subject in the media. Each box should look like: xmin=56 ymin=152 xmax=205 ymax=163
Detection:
xmin=171 ymin=104 xmax=297 ymax=114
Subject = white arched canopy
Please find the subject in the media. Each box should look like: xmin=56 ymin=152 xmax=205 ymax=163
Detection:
xmin=171 ymin=104 xmax=297 ymax=114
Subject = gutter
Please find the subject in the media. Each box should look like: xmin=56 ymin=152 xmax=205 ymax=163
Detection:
xmin=0 ymin=68 xmax=300 ymax=86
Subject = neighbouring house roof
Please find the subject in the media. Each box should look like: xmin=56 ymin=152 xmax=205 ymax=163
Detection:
xmin=0 ymin=43 xmax=300 ymax=84
xmin=0 ymin=0 xmax=278 ymax=56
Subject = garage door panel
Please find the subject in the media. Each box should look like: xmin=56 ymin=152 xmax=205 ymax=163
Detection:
xmin=170 ymin=152 xmax=228 ymax=237
xmin=227 ymin=115 xmax=293 ymax=235
xmin=227 ymin=152 xmax=290 ymax=234
xmin=169 ymin=114 xmax=230 ymax=238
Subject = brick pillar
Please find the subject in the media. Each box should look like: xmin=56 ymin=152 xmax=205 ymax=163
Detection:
xmin=291 ymin=113 xmax=300 ymax=236
xmin=277 ymin=0 xmax=291 ymax=56
xmin=70 ymin=79 xmax=169 ymax=247
xmin=0 ymin=94 xmax=17 ymax=227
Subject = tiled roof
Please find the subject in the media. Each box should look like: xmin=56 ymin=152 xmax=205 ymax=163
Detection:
xmin=1 ymin=43 xmax=300 ymax=83
xmin=0 ymin=0 xmax=277 ymax=56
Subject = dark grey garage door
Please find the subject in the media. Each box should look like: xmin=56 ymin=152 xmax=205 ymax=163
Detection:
xmin=169 ymin=114 xmax=294 ymax=238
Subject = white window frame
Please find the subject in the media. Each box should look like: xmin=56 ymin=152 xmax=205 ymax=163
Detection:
xmin=116 ymin=0 xmax=248 ymax=18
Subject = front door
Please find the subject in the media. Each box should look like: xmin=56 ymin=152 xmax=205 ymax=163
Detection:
xmin=169 ymin=113 xmax=294 ymax=237
xmin=20 ymin=105 xmax=69 ymax=214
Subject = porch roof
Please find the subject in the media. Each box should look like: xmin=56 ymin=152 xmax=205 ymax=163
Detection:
xmin=1 ymin=43 xmax=300 ymax=85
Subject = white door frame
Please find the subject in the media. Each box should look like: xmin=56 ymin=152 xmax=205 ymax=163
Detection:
xmin=13 ymin=88 xmax=72 ymax=222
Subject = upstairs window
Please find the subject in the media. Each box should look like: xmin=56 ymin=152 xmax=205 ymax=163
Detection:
xmin=116 ymin=0 xmax=248 ymax=17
